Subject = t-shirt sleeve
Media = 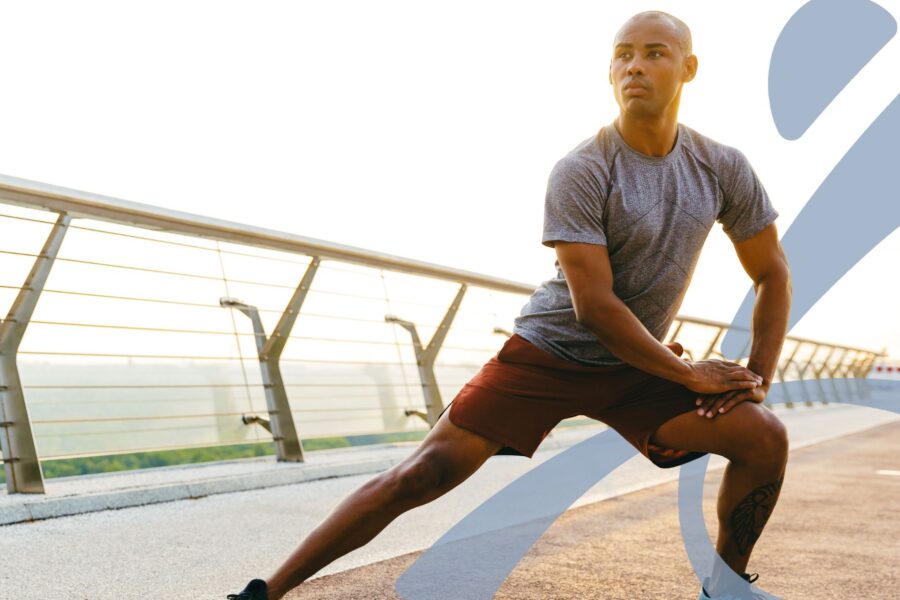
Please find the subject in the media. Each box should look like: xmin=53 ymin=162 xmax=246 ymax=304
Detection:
xmin=541 ymin=156 xmax=608 ymax=248
xmin=717 ymin=148 xmax=779 ymax=243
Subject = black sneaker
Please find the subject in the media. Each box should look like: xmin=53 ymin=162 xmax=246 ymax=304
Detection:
xmin=699 ymin=572 xmax=767 ymax=599
xmin=226 ymin=578 xmax=269 ymax=600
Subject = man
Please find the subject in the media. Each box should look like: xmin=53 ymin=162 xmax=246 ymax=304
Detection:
xmin=228 ymin=10 xmax=791 ymax=600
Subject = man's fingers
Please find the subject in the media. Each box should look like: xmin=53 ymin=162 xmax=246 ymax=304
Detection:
xmin=719 ymin=393 xmax=748 ymax=414
xmin=733 ymin=379 xmax=760 ymax=389
xmin=720 ymin=360 xmax=743 ymax=367
xmin=701 ymin=390 xmax=743 ymax=418
xmin=729 ymin=365 xmax=761 ymax=376
xmin=698 ymin=392 xmax=725 ymax=417
xmin=698 ymin=394 xmax=719 ymax=417
xmin=696 ymin=386 xmax=766 ymax=418
xmin=727 ymin=368 xmax=762 ymax=385
xmin=716 ymin=362 xmax=761 ymax=379
xmin=707 ymin=396 xmax=731 ymax=418
xmin=718 ymin=390 xmax=753 ymax=415
xmin=722 ymin=388 xmax=765 ymax=414
xmin=727 ymin=368 xmax=759 ymax=380
xmin=711 ymin=359 xmax=746 ymax=369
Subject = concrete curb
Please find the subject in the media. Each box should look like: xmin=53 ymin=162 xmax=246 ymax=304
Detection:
xmin=0 ymin=456 xmax=403 ymax=526
xmin=0 ymin=422 xmax=612 ymax=528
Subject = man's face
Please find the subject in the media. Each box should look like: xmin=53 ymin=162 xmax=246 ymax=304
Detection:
xmin=609 ymin=17 xmax=693 ymax=118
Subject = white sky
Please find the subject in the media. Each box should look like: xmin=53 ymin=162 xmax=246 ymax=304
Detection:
xmin=1 ymin=0 xmax=898 ymax=357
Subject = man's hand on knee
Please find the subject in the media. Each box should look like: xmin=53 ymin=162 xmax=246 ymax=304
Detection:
xmin=696 ymin=384 xmax=769 ymax=419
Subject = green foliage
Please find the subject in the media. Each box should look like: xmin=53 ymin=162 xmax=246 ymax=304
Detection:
xmin=0 ymin=423 xmax=599 ymax=485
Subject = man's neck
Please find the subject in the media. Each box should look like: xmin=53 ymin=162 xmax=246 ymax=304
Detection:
xmin=614 ymin=114 xmax=679 ymax=157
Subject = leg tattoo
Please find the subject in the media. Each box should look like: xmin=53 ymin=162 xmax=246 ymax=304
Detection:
xmin=729 ymin=478 xmax=784 ymax=556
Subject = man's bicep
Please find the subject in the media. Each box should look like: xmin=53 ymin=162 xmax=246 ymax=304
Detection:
xmin=554 ymin=241 xmax=616 ymax=323
xmin=542 ymin=157 xmax=608 ymax=249
xmin=732 ymin=223 xmax=790 ymax=284
xmin=717 ymin=148 xmax=779 ymax=244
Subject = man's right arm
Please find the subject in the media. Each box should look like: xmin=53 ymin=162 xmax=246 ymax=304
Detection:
xmin=555 ymin=241 xmax=763 ymax=394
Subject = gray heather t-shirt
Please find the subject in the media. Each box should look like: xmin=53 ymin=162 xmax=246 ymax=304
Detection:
xmin=512 ymin=120 xmax=779 ymax=366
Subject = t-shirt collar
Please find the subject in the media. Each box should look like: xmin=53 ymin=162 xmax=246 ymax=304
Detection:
xmin=608 ymin=119 xmax=683 ymax=164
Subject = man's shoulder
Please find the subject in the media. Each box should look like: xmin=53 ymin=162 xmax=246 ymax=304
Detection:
xmin=552 ymin=128 xmax=617 ymax=177
xmin=679 ymin=123 xmax=745 ymax=172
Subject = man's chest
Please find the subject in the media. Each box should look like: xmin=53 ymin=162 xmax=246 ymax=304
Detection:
xmin=603 ymin=163 xmax=722 ymax=265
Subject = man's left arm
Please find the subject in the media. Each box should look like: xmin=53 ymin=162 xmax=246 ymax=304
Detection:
xmin=696 ymin=223 xmax=792 ymax=418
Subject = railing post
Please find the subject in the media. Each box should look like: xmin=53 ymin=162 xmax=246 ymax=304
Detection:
xmin=705 ymin=327 xmax=750 ymax=363
xmin=220 ymin=257 xmax=320 ymax=463
xmin=839 ymin=351 xmax=863 ymax=401
xmin=854 ymin=352 xmax=877 ymax=379
xmin=852 ymin=352 xmax=879 ymax=398
xmin=666 ymin=318 xmax=685 ymax=345
xmin=775 ymin=340 xmax=802 ymax=409
xmin=826 ymin=347 xmax=851 ymax=403
xmin=0 ymin=213 xmax=70 ymax=494
xmin=795 ymin=343 xmax=821 ymax=406
xmin=812 ymin=346 xmax=836 ymax=405
xmin=386 ymin=283 xmax=466 ymax=427
xmin=700 ymin=327 xmax=725 ymax=361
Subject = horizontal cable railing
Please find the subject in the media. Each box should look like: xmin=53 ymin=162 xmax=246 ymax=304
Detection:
xmin=0 ymin=173 xmax=885 ymax=494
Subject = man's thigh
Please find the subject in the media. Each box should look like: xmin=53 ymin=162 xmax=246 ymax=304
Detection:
xmin=649 ymin=401 xmax=786 ymax=459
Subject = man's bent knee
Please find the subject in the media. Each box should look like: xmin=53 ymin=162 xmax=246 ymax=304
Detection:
xmin=730 ymin=407 xmax=789 ymax=468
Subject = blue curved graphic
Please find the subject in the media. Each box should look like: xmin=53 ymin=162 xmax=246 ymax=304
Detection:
xmin=769 ymin=0 xmax=895 ymax=140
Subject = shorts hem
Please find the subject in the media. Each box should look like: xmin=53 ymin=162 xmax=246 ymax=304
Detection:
xmin=637 ymin=407 xmax=711 ymax=469
xmin=448 ymin=401 xmax=538 ymax=459
xmin=648 ymin=447 xmax=709 ymax=469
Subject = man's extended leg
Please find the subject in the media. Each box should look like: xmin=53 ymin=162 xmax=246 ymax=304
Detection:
xmin=649 ymin=401 xmax=789 ymax=594
xmin=263 ymin=408 xmax=504 ymax=599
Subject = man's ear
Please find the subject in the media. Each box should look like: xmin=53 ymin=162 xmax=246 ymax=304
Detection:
xmin=682 ymin=54 xmax=698 ymax=83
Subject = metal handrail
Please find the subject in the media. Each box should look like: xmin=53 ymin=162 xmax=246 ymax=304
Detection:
xmin=0 ymin=174 xmax=533 ymax=295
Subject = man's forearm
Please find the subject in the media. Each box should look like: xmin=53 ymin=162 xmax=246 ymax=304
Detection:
xmin=745 ymin=273 xmax=792 ymax=386
xmin=580 ymin=299 xmax=695 ymax=385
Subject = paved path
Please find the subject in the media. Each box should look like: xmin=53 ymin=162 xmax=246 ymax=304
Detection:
xmin=0 ymin=403 xmax=896 ymax=599
xmin=286 ymin=420 xmax=900 ymax=599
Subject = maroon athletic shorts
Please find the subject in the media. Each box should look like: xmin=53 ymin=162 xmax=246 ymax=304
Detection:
xmin=444 ymin=333 xmax=707 ymax=469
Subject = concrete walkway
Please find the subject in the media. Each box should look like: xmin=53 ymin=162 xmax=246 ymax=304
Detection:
xmin=0 ymin=403 xmax=897 ymax=599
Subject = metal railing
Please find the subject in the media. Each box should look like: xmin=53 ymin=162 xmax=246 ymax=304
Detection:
xmin=0 ymin=174 xmax=884 ymax=494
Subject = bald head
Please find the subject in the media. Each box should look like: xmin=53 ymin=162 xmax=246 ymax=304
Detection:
xmin=615 ymin=11 xmax=692 ymax=56
xmin=608 ymin=10 xmax=698 ymax=119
